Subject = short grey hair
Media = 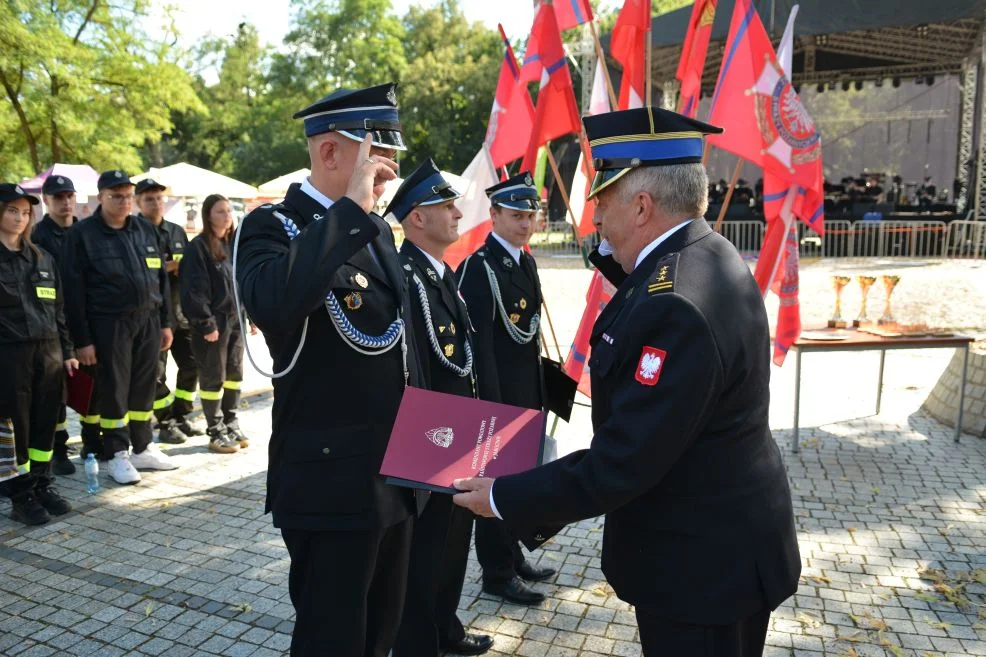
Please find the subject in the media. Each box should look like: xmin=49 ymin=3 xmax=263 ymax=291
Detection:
xmin=617 ymin=163 xmax=709 ymax=218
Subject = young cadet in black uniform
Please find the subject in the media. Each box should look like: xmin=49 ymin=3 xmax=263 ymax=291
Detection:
xmin=455 ymin=173 xmax=555 ymax=605
xmin=385 ymin=160 xmax=493 ymax=657
xmin=33 ymin=174 xmax=79 ymax=474
xmin=61 ymin=170 xmax=178 ymax=486
xmin=135 ymin=178 xmax=199 ymax=444
xmin=453 ymin=107 xmax=802 ymax=657
xmin=235 ymin=83 xmax=428 ymax=657
xmin=180 ymin=194 xmax=246 ymax=454
xmin=0 ymin=184 xmax=76 ymax=524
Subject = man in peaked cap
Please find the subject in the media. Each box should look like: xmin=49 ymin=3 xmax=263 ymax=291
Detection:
xmin=235 ymin=83 xmax=429 ymax=657
xmin=33 ymin=174 xmax=79 ymax=475
xmin=454 ymin=172 xmax=556 ymax=606
xmin=453 ymin=107 xmax=801 ymax=657
xmin=386 ymin=159 xmax=494 ymax=657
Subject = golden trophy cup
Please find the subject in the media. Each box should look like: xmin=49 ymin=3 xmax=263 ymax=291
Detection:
xmin=878 ymin=275 xmax=901 ymax=325
xmin=828 ymin=275 xmax=852 ymax=328
xmin=853 ymin=275 xmax=877 ymax=327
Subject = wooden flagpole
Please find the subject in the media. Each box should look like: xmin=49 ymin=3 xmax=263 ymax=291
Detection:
xmin=588 ymin=21 xmax=619 ymax=110
xmin=546 ymin=145 xmax=585 ymax=250
xmin=714 ymin=158 xmax=744 ymax=233
xmin=645 ymin=24 xmax=653 ymax=106
xmin=539 ymin=298 xmax=565 ymax=362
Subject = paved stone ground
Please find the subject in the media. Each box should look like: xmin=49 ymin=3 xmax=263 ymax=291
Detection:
xmin=1 ymin=259 xmax=985 ymax=656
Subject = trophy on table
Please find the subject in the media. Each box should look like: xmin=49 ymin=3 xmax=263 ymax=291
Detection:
xmin=828 ymin=275 xmax=852 ymax=328
xmin=878 ymin=275 xmax=901 ymax=325
xmin=853 ymin=275 xmax=877 ymax=327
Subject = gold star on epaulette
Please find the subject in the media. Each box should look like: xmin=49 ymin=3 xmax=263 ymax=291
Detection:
xmin=647 ymin=253 xmax=679 ymax=296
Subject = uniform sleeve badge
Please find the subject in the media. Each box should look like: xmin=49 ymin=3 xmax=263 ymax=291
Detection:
xmin=635 ymin=347 xmax=667 ymax=386
xmin=344 ymin=292 xmax=363 ymax=310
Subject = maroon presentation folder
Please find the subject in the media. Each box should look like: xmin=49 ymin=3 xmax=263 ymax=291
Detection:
xmin=66 ymin=370 xmax=94 ymax=416
xmin=380 ymin=386 xmax=546 ymax=494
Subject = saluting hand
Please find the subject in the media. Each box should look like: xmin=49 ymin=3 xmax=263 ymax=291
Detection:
xmin=345 ymin=133 xmax=399 ymax=214
xmin=452 ymin=477 xmax=497 ymax=518
xmin=160 ymin=328 xmax=174 ymax=352
xmin=77 ymin=345 xmax=97 ymax=366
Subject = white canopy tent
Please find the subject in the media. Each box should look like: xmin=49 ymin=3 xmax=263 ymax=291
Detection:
xmin=257 ymin=169 xmax=310 ymax=197
xmin=132 ymin=163 xmax=259 ymax=199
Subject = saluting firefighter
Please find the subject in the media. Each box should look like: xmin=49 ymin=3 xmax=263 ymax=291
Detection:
xmin=0 ymin=183 xmax=76 ymax=525
xmin=455 ymin=173 xmax=556 ymax=605
xmin=136 ymin=178 xmax=202 ymax=444
xmin=453 ymin=107 xmax=801 ymax=657
xmin=32 ymin=174 xmax=79 ymax=475
xmin=385 ymin=160 xmax=494 ymax=657
xmin=61 ymin=170 xmax=178 ymax=485
xmin=235 ymin=83 xmax=429 ymax=657
xmin=179 ymin=194 xmax=247 ymax=454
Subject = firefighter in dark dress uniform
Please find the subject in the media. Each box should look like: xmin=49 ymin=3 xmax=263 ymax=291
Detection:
xmin=453 ymin=107 xmax=802 ymax=657
xmin=234 ymin=83 xmax=429 ymax=657
xmin=455 ymin=173 xmax=556 ymax=605
xmin=385 ymin=159 xmax=493 ymax=657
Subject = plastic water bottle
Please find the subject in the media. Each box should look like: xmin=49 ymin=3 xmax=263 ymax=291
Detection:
xmin=85 ymin=454 xmax=100 ymax=494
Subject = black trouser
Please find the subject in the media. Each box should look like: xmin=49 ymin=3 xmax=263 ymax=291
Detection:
xmin=90 ymin=312 xmax=160 ymax=456
xmin=476 ymin=517 xmax=525 ymax=584
xmin=281 ymin=517 xmax=413 ymax=657
xmin=0 ymin=340 xmax=63 ymax=495
xmin=53 ymin=403 xmax=68 ymax=452
xmin=153 ymin=326 xmax=198 ymax=422
xmin=189 ymin=317 xmax=243 ymax=428
xmin=635 ymin=607 xmax=771 ymax=657
xmin=394 ymin=495 xmax=474 ymax=656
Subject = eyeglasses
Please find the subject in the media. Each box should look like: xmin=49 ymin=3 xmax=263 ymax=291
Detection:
xmin=106 ymin=193 xmax=134 ymax=203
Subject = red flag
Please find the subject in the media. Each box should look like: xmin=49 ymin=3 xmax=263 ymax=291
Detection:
xmin=706 ymin=0 xmax=822 ymax=198
xmin=675 ymin=0 xmax=717 ymax=118
xmin=563 ymin=270 xmax=616 ymax=397
xmin=539 ymin=0 xmax=594 ymax=31
xmin=519 ymin=4 xmax=582 ymax=172
xmin=769 ymin=221 xmax=801 ymax=365
xmin=485 ymin=25 xmax=536 ymax=169
xmin=611 ymin=0 xmax=650 ymax=110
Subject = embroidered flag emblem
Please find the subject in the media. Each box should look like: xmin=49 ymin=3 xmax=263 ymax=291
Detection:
xmin=635 ymin=347 xmax=667 ymax=386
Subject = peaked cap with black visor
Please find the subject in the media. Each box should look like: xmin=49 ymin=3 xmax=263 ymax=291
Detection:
xmin=293 ymin=82 xmax=407 ymax=151
xmin=485 ymin=172 xmax=540 ymax=212
xmin=583 ymin=106 xmax=723 ymax=200
xmin=385 ymin=158 xmax=462 ymax=222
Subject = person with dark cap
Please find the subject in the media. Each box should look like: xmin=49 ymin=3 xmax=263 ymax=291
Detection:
xmin=33 ymin=174 xmax=79 ymax=474
xmin=180 ymin=193 xmax=246 ymax=454
xmin=0 ymin=183 xmax=76 ymax=524
xmin=454 ymin=172 xmax=556 ymax=605
xmin=61 ymin=170 xmax=178 ymax=485
xmin=234 ymin=82 xmax=428 ymax=657
xmin=135 ymin=178 xmax=200 ymax=445
xmin=452 ymin=106 xmax=801 ymax=657
xmin=385 ymin=159 xmax=493 ymax=657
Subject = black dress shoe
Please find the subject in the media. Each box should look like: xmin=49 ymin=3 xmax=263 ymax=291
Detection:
xmin=482 ymin=576 xmax=545 ymax=605
xmin=444 ymin=633 xmax=494 ymax=656
xmin=517 ymin=560 xmax=556 ymax=582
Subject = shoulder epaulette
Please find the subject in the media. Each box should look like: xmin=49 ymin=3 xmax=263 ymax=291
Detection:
xmin=647 ymin=252 xmax=679 ymax=296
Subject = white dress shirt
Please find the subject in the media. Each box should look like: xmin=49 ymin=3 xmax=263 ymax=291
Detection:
xmin=490 ymin=231 xmax=522 ymax=265
xmin=414 ymin=243 xmax=446 ymax=279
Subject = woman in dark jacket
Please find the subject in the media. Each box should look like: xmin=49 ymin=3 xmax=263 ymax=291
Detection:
xmin=0 ymin=183 xmax=77 ymax=524
xmin=179 ymin=194 xmax=246 ymax=454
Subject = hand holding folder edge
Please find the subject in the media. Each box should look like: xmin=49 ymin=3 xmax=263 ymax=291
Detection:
xmin=66 ymin=369 xmax=94 ymax=415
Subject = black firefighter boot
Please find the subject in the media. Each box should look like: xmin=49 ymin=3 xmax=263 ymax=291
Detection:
xmin=51 ymin=440 xmax=76 ymax=476
xmin=203 ymin=398 xmax=237 ymax=454
xmin=7 ymin=475 xmax=50 ymax=526
xmin=222 ymin=389 xmax=249 ymax=449
xmin=33 ymin=465 xmax=72 ymax=516
xmin=157 ymin=419 xmax=188 ymax=445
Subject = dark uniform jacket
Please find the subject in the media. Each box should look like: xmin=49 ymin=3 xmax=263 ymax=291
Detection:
xmin=145 ymin=215 xmax=189 ymax=330
xmin=60 ymin=209 xmax=171 ymax=349
xmin=0 ymin=244 xmax=73 ymax=359
xmin=179 ymin=235 xmax=237 ymax=337
xmin=455 ymin=234 xmax=543 ymax=410
xmin=399 ymin=241 xmax=475 ymax=399
xmin=493 ymin=220 xmax=801 ymax=625
xmin=31 ymin=214 xmax=76 ymax=265
xmin=235 ymin=183 xmax=426 ymax=531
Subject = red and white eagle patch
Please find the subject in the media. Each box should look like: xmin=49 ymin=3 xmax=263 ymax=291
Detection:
xmin=635 ymin=347 xmax=667 ymax=386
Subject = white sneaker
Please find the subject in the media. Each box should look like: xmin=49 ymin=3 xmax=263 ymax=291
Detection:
xmin=130 ymin=443 xmax=178 ymax=471
xmin=108 ymin=451 xmax=141 ymax=485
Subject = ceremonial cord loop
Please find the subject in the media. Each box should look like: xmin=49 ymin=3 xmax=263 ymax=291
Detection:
xmin=483 ymin=260 xmax=539 ymax=345
xmin=411 ymin=273 xmax=473 ymax=378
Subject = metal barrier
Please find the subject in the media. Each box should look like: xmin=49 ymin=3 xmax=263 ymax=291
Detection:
xmin=529 ymin=221 xmax=582 ymax=258
xmin=719 ymin=221 xmax=764 ymax=257
xmin=944 ymin=221 xmax=986 ymax=258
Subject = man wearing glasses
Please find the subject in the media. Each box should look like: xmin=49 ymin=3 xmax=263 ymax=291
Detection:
xmin=61 ymin=170 xmax=178 ymax=485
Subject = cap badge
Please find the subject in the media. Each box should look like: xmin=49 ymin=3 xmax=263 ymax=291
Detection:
xmin=115 ymin=172 xmax=122 ymax=178
xmin=387 ymin=87 xmax=397 ymax=105
xmin=15 ymin=186 xmax=23 ymax=194
xmin=57 ymin=177 xmax=64 ymax=184
xmin=524 ymin=173 xmax=533 ymax=186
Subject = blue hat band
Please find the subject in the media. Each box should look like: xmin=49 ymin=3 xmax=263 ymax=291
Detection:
xmin=490 ymin=188 xmax=539 ymax=205
xmin=390 ymin=172 xmax=458 ymax=221
xmin=303 ymin=106 xmax=400 ymax=138
xmin=591 ymin=137 xmax=704 ymax=168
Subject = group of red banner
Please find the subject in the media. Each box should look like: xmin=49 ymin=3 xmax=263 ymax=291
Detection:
xmin=448 ymin=0 xmax=825 ymax=384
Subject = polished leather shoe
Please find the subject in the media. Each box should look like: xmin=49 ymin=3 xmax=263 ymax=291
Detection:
xmin=482 ymin=576 xmax=545 ymax=605
xmin=444 ymin=633 xmax=494 ymax=656
xmin=517 ymin=560 xmax=556 ymax=582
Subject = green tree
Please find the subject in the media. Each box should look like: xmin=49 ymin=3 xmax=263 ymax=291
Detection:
xmin=398 ymin=0 xmax=501 ymax=173
xmin=0 ymin=0 xmax=202 ymax=180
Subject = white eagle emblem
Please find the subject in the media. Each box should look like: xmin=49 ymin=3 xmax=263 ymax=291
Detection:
xmin=426 ymin=426 xmax=454 ymax=448
xmin=639 ymin=353 xmax=661 ymax=380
